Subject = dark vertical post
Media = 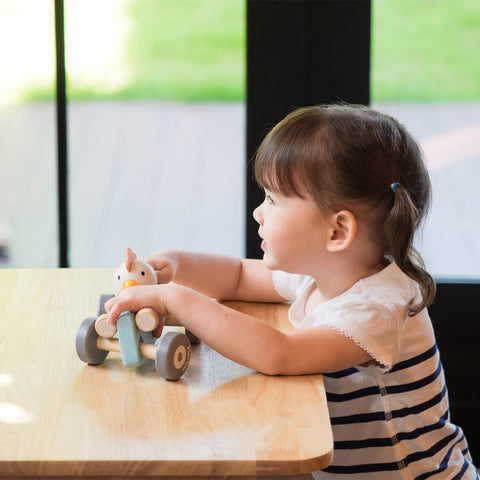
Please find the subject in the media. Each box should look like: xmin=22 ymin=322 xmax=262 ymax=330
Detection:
xmin=246 ymin=0 xmax=371 ymax=258
xmin=54 ymin=0 xmax=69 ymax=267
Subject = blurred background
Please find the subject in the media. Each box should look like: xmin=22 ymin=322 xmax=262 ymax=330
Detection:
xmin=0 ymin=0 xmax=479 ymax=278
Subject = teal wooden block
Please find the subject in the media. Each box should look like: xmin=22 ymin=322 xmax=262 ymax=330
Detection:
xmin=117 ymin=311 xmax=143 ymax=367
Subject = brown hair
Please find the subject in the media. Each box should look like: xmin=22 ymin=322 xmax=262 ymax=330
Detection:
xmin=254 ymin=104 xmax=435 ymax=315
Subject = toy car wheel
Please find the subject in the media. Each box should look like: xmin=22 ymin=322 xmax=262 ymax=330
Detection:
xmin=76 ymin=317 xmax=109 ymax=365
xmin=97 ymin=293 xmax=115 ymax=316
xmin=155 ymin=332 xmax=191 ymax=380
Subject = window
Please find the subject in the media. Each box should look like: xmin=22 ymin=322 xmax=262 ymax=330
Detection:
xmin=0 ymin=1 xmax=58 ymax=267
xmin=66 ymin=0 xmax=245 ymax=267
xmin=371 ymin=0 xmax=480 ymax=278
xmin=0 ymin=0 xmax=245 ymax=267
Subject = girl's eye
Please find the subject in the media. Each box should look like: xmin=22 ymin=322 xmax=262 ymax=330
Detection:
xmin=266 ymin=195 xmax=275 ymax=205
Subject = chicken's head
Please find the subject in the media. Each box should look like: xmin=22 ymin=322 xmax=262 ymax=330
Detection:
xmin=112 ymin=247 xmax=157 ymax=296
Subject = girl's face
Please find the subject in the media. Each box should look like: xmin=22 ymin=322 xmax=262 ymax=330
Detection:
xmin=253 ymin=190 xmax=329 ymax=275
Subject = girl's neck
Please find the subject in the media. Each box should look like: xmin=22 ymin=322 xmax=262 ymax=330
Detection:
xmin=311 ymin=255 xmax=386 ymax=306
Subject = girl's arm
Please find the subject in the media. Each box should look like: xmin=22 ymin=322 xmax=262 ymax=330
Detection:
xmin=142 ymin=250 xmax=284 ymax=303
xmin=105 ymin=283 xmax=371 ymax=375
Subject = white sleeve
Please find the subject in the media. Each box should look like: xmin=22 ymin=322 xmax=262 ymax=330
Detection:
xmin=271 ymin=270 xmax=306 ymax=302
xmin=313 ymin=295 xmax=403 ymax=371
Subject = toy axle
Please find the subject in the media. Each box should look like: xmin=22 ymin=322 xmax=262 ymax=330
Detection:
xmin=97 ymin=337 xmax=157 ymax=361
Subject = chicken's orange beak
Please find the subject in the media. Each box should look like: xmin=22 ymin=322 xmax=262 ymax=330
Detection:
xmin=122 ymin=278 xmax=139 ymax=290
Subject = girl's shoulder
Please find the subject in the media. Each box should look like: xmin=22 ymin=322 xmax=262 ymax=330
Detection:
xmin=355 ymin=262 xmax=422 ymax=309
xmin=272 ymin=263 xmax=419 ymax=308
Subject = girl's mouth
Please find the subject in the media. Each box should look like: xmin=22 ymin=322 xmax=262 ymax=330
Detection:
xmin=261 ymin=240 xmax=266 ymax=251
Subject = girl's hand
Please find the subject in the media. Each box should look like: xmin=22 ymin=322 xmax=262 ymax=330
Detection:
xmin=140 ymin=250 xmax=180 ymax=284
xmin=105 ymin=284 xmax=172 ymax=326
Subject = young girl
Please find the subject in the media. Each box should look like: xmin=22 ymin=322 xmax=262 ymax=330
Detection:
xmin=106 ymin=104 xmax=478 ymax=479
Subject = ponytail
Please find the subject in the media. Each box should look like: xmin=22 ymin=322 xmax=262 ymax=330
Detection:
xmin=384 ymin=184 xmax=436 ymax=316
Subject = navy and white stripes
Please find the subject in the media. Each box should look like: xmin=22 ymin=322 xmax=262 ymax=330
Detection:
xmin=319 ymin=344 xmax=478 ymax=478
xmin=272 ymin=266 xmax=478 ymax=479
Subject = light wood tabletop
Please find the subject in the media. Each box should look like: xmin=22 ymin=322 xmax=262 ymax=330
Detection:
xmin=0 ymin=268 xmax=333 ymax=478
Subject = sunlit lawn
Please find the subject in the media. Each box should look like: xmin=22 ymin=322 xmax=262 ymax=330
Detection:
xmin=372 ymin=0 xmax=480 ymax=101
xmin=1 ymin=0 xmax=479 ymax=104
xmin=60 ymin=0 xmax=245 ymax=101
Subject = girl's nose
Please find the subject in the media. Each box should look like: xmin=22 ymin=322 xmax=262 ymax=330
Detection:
xmin=253 ymin=204 xmax=263 ymax=225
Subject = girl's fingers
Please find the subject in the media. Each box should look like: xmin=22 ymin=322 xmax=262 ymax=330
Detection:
xmin=105 ymin=300 xmax=121 ymax=325
xmin=104 ymin=294 xmax=132 ymax=324
xmin=155 ymin=264 xmax=174 ymax=284
xmin=104 ymin=285 xmax=164 ymax=325
xmin=141 ymin=252 xmax=177 ymax=284
xmin=141 ymin=258 xmax=171 ymax=283
xmin=104 ymin=296 xmax=116 ymax=312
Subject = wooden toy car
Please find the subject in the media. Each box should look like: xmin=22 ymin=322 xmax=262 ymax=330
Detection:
xmin=75 ymin=248 xmax=193 ymax=381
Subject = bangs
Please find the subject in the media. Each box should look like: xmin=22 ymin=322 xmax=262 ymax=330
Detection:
xmin=254 ymin=136 xmax=305 ymax=197
xmin=254 ymin=111 xmax=326 ymax=198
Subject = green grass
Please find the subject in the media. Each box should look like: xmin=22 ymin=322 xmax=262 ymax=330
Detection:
xmin=17 ymin=0 xmax=480 ymax=103
xmin=371 ymin=0 xmax=480 ymax=101
xmin=122 ymin=0 xmax=245 ymax=101
xmin=23 ymin=0 xmax=245 ymax=102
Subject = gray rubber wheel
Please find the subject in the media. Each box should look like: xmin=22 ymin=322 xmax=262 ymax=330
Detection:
xmin=76 ymin=317 xmax=108 ymax=365
xmin=155 ymin=332 xmax=191 ymax=380
xmin=97 ymin=293 xmax=115 ymax=316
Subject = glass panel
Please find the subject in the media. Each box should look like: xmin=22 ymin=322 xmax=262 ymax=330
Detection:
xmin=65 ymin=0 xmax=245 ymax=267
xmin=0 ymin=0 xmax=57 ymax=267
xmin=372 ymin=0 xmax=480 ymax=279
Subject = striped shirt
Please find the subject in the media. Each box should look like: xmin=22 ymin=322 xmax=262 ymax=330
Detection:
xmin=273 ymin=263 xmax=478 ymax=479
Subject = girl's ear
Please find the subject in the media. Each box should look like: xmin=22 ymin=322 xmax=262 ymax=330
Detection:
xmin=326 ymin=210 xmax=357 ymax=252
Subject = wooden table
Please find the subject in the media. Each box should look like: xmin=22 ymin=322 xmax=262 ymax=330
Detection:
xmin=0 ymin=269 xmax=333 ymax=478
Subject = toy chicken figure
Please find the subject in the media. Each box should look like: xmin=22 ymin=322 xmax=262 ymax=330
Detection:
xmin=96 ymin=248 xmax=162 ymax=338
